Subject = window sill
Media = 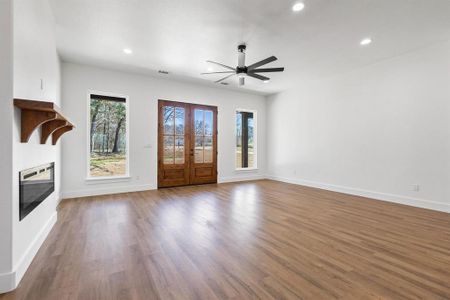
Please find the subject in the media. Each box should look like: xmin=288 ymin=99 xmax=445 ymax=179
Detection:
xmin=85 ymin=176 xmax=131 ymax=184
xmin=235 ymin=168 xmax=259 ymax=172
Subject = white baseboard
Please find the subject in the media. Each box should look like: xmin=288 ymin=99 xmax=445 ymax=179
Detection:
xmin=219 ymin=174 xmax=266 ymax=183
xmin=63 ymin=177 xmax=266 ymax=199
xmin=0 ymin=272 xmax=14 ymax=295
xmin=61 ymin=184 xmax=155 ymax=199
xmin=267 ymin=175 xmax=450 ymax=213
xmin=0 ymin=211 xmax=57 ymax=294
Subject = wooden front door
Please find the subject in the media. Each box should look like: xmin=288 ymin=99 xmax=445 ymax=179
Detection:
xmin=189 ymin=103 xmax=218 ymax=185
xmin=158 ymin=100 xmax=190 ymax=187
xmin=158 ymin=100 xmax=217 ymax=188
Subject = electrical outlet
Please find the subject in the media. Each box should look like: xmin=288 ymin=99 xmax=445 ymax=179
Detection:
xmin=412 ymin=184 xmax=420 ymax=192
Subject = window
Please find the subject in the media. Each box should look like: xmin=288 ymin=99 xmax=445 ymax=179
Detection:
xmin=236 ymin=110 xmax=256 ymax=169
xmin=88 ymin=93 xmax=128 ymax=178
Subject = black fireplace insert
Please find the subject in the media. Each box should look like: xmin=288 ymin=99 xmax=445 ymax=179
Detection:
xmin=19 ymin=162 xmax=55 ymax=221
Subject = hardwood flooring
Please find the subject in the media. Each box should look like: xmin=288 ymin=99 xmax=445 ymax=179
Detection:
xmin=2 ymin=180 xmax=450 ymax=299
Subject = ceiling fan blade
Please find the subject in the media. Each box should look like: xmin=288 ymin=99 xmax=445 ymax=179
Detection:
xmin=206 ymin=60 xmax=235 ymax=71
xmin=215 ymin=73 xmax=235 ymax=83
xmin=239 ymin=77 xmax=245 ymax=86
xmin=247 ymin=73 xmax=270 ymax=81
xmin=201 ymin=71 xmax=235 ymax=75
xmin=247 ymin=56 xmax=277 ymax=70
xmin=250 ymin=67 xmax=284 ymax=73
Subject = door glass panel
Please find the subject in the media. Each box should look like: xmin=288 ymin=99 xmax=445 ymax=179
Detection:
xmin=164 ymin=136 xmax=174 ymax=164
xmin=163 ymin=106 xmax=175 ymax=134
xmin=204 ymin=110 xmax=213 ymax=136
xmin=194 ymin=136 xmax=204 ymax=163
xmin=194 ymin=109 xmax=204 ymax=135
xmin=175 ymin=107 xmax=185 ymax=135
xmin=193 ymin=109 xmax=214 ymax=164
xmin=163 ymin=106 xmax=185 ymax=165
xmin=175 ymin=136 xmax=184 ymax=164
xmin=204 ymin=136 xmax=213 ymax=163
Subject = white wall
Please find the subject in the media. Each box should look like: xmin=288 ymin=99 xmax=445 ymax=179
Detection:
xmin=61 ymin=63 xmax=266 ymax=198
xmin=267 ymin=41 xmax=450 ymax=212
xmin=0 ymin=0 xmax=14 ymax=293
xmin=8 ymin=0 xmax=61 ymax=291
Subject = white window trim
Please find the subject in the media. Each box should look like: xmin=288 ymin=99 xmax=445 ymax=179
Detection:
xmin=86 ymin=90 xmax=130 ymax=181
xmin=235 ymin=108 xmax=258 ymax=171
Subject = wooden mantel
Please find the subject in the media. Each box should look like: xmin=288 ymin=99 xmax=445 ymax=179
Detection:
xmin=14 ymin=99 xmax=75 ymax=145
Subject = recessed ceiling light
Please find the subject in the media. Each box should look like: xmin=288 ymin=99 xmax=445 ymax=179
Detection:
xmin=360 ymin=38 xmax=372 ymax=46
xmin=263 ymin=79 xmax=270 ymax=83
xmin=292 ymin=2 xmax=305 ymax=12
xmin=207 ymin=67 xmax=214 ymax=72
xmin=123 ymin=48 xmax=133 ymax=54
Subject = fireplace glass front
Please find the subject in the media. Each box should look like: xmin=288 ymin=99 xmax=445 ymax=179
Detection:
xmin=19 ymin=162 xmax=55 ymax=220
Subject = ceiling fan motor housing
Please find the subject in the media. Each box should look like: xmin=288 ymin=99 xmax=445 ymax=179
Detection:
xmin=236 ymin=66 xmax=248 ymax=74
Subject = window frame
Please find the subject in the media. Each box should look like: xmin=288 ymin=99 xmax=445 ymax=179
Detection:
xmin=86 ymin=90 xmax=130 ymax=181
xmin=235 ymin=108 xmax=258 ymax=171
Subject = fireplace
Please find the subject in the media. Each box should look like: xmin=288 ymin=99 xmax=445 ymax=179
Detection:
xmin=19 ymin=162 xmax=55 ymax=221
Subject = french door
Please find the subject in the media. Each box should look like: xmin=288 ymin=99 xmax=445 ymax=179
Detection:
xmin=158 ymin=100 xmax=218 ymax=188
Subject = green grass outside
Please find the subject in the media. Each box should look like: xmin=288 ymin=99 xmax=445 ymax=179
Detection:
xmin=90 ymin=153 xmax=126 ymax=177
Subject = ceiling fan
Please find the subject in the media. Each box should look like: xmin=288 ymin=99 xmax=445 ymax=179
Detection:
xmin=201 ymin=44 xmax=285 ymax=86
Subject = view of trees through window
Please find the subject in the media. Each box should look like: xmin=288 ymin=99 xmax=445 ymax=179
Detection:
xmin=89 ymin=95 xmax=127 ymax=177
xmin=236 ymin=111 xmax=255 ymax=168
xmin=194 ymin=109 xmax=213 ymax=164
xmin=163 ymin=106 xmax=185 ymax=164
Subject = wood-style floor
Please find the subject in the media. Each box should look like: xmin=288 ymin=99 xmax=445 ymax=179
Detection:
xmin=2 ymin=180 xmax=450 ymax=300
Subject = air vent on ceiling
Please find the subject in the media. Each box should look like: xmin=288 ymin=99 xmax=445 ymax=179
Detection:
xmin=158 ymin=70 xmax=169 ymax=75
xmin=220 ymin=82 xmax=229 ymax=85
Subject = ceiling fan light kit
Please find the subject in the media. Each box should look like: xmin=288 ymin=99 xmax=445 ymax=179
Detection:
xmin=202 ymin=44 xmax=285 ymax=86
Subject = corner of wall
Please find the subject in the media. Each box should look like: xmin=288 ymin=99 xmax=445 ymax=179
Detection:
xmin=0 ymin=212 xmax=57 ymax=293
xmin=0 ymin=0 xmax=14 ymax=294
xmin=265 ymin=41 xmax=450 ymax=213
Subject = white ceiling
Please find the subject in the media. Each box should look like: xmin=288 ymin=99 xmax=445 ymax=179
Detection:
xmin=49 ymin=0 xmax=450 ymax=95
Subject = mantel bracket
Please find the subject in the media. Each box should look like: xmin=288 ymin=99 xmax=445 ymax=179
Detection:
xmin=52 ymin=125 xmax=74 ymax=145
xmin=41 ymin=119 xmax=68 ymax=144
xmin=21 ymin=110 xmax=57 ymax=143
